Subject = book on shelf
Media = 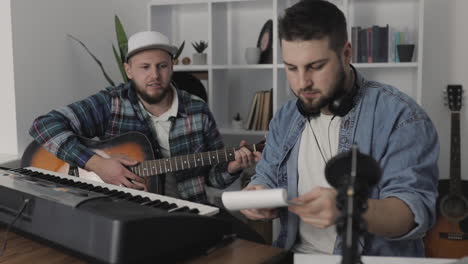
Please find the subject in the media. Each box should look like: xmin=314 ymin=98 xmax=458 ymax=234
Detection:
xmin=261 ymin=90 xmax=273 ymax=131
xmin=246 ymin=92 xmax=259 ymax=130
xmin=351 ymin=26 xmax=360 ymax=63
xmin=246 ymin=90 xmax=273 ymax=131
xmin=254 ymin=91 xmax=265 ymax=130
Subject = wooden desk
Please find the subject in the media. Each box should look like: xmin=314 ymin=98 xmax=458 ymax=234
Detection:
xmin=0 ymin=227 xmax=283 ymax=264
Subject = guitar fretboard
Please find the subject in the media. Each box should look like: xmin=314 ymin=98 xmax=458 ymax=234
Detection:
xmin=450 ymin=112 xmax=462 ymax=195
xmin=130 ymin=144 xmax=264 ymax=177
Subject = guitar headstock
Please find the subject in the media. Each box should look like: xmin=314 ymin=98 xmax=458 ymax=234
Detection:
xmin=444 ymin=85 xmax=463 ymax=111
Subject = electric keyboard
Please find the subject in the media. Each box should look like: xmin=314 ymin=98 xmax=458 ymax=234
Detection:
xmin=0 ymin=167 xmax=229 ymax=264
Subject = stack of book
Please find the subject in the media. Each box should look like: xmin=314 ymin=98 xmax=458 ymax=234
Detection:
xmin=246 ymin=90 xmax=273 ymax=131
xmin=351 ymin=24 xmax=413 ymax=63
xmin=351 ymin=24 xmax=389 ymax=63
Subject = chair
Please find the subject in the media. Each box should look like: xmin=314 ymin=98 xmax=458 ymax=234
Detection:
xmin=172 ymin=72 xmax=208 ymax=102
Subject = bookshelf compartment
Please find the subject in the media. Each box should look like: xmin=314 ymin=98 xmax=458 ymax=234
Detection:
xmin=348 ymin=0 xmax=421 ymax=63
xmin=349 ymin=0 xmax=420 ymax=33
xmin=212 ymin=0 xmax=274 ymax=66
xmin=150 ymin=3 xmax=209 ymax=62
xmin=211 ymin=68 xmax=273 ymax=130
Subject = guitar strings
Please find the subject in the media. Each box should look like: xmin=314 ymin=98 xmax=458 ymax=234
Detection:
xmin=133 ymin=143 xmax=262 ymax=176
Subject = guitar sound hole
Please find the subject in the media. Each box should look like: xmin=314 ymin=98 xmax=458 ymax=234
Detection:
xmin=441 ymin=195 xmax=468 ymax=220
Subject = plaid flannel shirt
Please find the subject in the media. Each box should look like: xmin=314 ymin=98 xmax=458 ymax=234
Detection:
xmin=29 ymin=81 xmax=239 ymax=203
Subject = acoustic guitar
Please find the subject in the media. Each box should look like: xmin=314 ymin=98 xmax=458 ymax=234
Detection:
xmin=21 ymin=131 xmax=264 ymax=183
xmin=424 ymin=85 xmax=468 ymax=258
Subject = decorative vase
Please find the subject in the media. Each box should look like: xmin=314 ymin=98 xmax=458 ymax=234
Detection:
xmin=245 ymin=47 xmax=261 ymax=64
xmin=397 ymin=44 xmax=415 ymax=62
xmin=182 ymin=57 xmax=191 ymax=65
xmin=232 ymin=120 xmax=243 ymax=130
xmin=192 ymin=53 xmax=207 ymax=65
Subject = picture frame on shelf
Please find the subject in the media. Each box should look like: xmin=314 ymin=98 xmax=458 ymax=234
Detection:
xmin=257 ymin=19 xmax=273 ymax=64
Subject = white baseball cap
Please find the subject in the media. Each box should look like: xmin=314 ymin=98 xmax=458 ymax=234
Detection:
xmin=126 ymin=31 xmax=178 ymax=61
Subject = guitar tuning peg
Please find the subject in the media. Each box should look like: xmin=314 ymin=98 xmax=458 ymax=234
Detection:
xmin=443 ymin=90 xmax=447 ymax=94
xmin=444 ymin=103 xmax=448 ymax=106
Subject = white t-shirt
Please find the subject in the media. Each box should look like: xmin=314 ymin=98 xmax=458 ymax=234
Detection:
xmin=293 ymin=113 xmax=341 ymax=254
xmin=139 ymin=86 xmax=180 ymax=198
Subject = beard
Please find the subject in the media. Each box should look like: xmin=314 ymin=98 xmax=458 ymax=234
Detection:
xmin=136 ymin=82 xmax=172 ymax=105
xmin=295 ymin=64 xmax=346 ymax=114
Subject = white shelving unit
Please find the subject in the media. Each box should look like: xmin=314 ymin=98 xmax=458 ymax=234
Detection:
xmin=147 ymin=0 xmax=424 ymax=142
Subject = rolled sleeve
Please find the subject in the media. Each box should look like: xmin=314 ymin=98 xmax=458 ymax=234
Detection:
xmin=378 ymin=117 xmax=439 ymax=240
xmin=382 ymin=190 xmax=435 ymax=240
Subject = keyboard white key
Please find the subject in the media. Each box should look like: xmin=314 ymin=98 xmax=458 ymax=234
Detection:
xmin=27 ymin=167 xmax=219 ymax=216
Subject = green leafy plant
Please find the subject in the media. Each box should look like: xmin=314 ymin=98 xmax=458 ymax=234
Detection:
xmin=174 ymin=41 xmax=185 ymax=60
xmin=112 ymin=15 xmax=129 ymax=84
xmin=192 ymin=41 xmax=208 ymax=54
xmin=68 ymin=15 xmax=128 ymax=86
xmin=69 ymin=15 xmax=185 ymax=86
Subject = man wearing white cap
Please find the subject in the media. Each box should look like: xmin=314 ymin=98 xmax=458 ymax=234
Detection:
xmin=29 ymin=31 xmax=261 ymax=203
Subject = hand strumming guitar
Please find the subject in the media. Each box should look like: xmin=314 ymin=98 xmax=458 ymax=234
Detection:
xmin=85 ymin=154 xmax=147 ymax=191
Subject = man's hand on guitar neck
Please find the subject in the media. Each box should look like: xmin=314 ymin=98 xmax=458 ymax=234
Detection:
xmin=84 ymin=154 xmax=147 ymax=191
xmin=227 ymin=140 xmax=262 ymax=174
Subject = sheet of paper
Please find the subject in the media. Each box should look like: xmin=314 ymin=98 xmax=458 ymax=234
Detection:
xmin=222 ymin=188 xmax=291 ymax=210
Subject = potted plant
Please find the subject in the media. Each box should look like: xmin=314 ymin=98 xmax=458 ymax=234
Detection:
xmin=191 ymin=40 xmax=208 ymax=65
xmin=232 ymin=112 xmax=243 ymax=130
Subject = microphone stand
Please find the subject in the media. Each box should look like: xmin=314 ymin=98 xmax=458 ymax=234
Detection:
xmin=336 ymin=145 xmax=365 ymax=264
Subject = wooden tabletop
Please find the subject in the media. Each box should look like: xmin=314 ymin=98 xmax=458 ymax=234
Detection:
xmin=182 ymin=238 xmax=284 ymax=264
xmin=0 ymin=227 xmax=283 ymax=264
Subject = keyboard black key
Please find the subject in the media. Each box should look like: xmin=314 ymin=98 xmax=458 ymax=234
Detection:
xmin=170 ymin=206 xmax=190 ymax=213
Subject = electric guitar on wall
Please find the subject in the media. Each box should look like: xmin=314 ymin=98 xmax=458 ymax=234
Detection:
xmin=425 ymin=85 xmax=468 ymax=258
xmin=21 ymin=131 xmax=264 ymax=183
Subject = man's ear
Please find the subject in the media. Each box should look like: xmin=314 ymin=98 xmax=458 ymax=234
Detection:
xmin=124 ymin=62 xmax=132 ymax=80
xmin=343 ymin=42 xmax=352 ymax=65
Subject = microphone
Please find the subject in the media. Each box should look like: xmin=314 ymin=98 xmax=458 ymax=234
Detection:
xmin=325 ymin=146 xmax=381 ymax=264
xmin=325 ymin=147 xmax=381 ymax=192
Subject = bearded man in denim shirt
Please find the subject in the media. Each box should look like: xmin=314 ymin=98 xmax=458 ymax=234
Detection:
xmin=240 ymin=0 xmax=439 ymax=257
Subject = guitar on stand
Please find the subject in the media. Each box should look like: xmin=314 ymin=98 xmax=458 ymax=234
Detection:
xmin=425 ymin=85 xmax=468 ymax=258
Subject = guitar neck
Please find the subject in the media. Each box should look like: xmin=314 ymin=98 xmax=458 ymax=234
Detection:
xmin=130 ymin=143 xmax=264 ymax=177
xmin=450 ymin=112 xmax=462 ymax=195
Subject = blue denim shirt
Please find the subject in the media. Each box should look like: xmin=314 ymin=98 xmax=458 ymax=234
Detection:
xmin=250 ymin=70 xmax=439 ymax=257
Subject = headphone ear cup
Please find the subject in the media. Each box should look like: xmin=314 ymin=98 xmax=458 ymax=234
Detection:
xmin=329 ymin=92 xmax=355 ymax=117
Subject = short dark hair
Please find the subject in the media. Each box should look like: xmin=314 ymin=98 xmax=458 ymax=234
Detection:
xmin=278 ymin=0 xmax=348 ymax=54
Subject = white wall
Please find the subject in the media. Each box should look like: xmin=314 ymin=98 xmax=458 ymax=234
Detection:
xmin=0 ymin=0 xmax=18 ymax=156
xmin=11 ymin=0 xmax=151 ymax=155
xmin=423 ymin=0 xmax=468 ymax=180
xmin=6 ymin=0 xmax=468 ymax=179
